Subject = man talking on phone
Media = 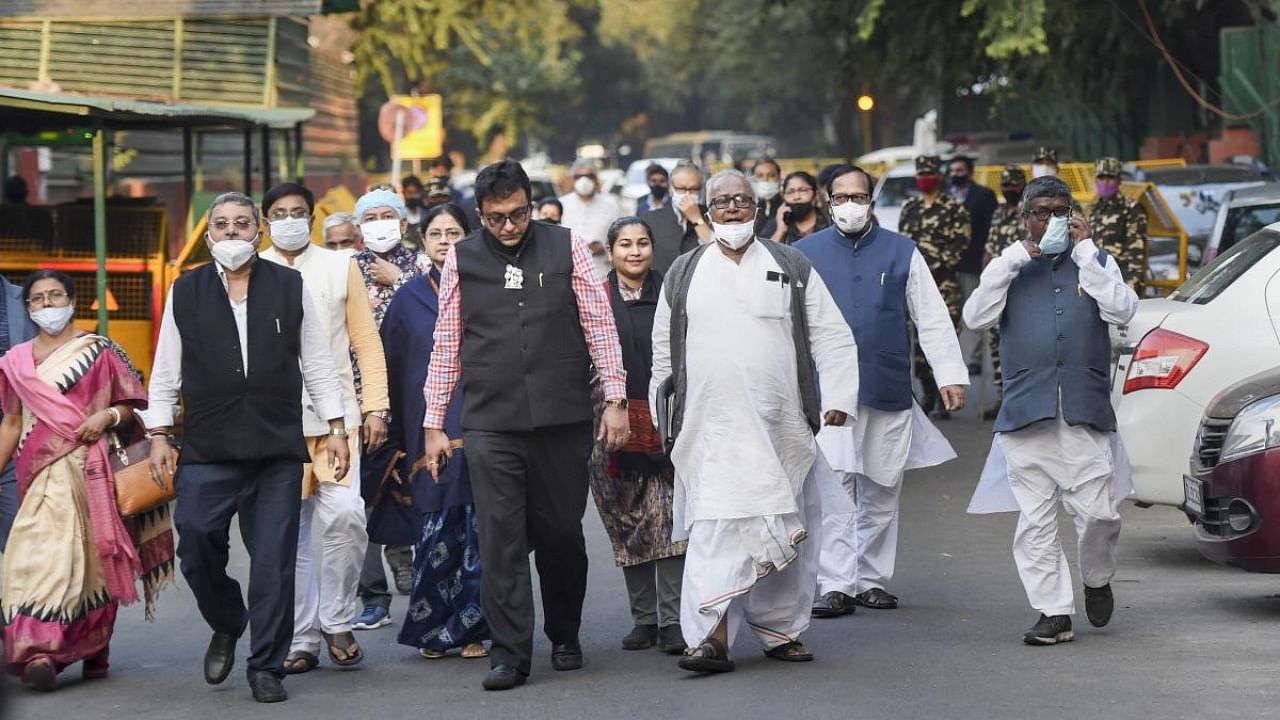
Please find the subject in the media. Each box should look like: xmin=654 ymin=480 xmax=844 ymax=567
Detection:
xmin=422 ymin=160 xmax=628 ymax=691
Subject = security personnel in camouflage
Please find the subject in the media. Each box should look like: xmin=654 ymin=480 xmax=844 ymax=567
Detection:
xmin=1088 ymin=157 xmax=1149 ymax=295
xmin=899 ymin=154 xmax=971 ymax=418
xmin=979 ymin=165 xmax=1031 ymax=419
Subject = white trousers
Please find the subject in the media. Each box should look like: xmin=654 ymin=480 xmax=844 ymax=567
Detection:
xmin=816 ymin=408 xmax=912 ymax=595
xmin=292 ymin=461 xmax=368 ymax=654
xmin=1001 ymin=415 xmax=1122 ymax=617
xmin=680 ymin=463 xmax=821 ymax=651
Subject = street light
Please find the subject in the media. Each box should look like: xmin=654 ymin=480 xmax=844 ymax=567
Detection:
xmin=857 ymin=92 xmax=874 ymax=155
xmin=857 ymin=94 xmax=875 ymax=112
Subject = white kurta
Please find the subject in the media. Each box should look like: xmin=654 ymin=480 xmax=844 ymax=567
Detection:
xmin=960 ymin=237 xmax=1138 ymax=615
xmin=649 ymin=240 xmax=860 ymax=649
xmin=814 ymin=248 xmax=968 ymax=595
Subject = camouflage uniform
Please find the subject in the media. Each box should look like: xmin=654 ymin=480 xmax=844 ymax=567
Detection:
xmin=1088 ymin=157 xmax=1149 ymax=296
xmin=898 ymin=154 xmax=971 ymax=411
xmin=982 ymin=165 xmax=1031 ymax=401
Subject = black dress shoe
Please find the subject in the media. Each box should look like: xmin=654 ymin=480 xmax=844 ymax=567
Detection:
xmin=203 ymin=632 xmax=237 ymax=685
xmin=658 ymin=624 xmax=687 ymax=655
xmin=248 ymin=673 xmax=288 ymax=703
xmin=482 ymin=665 xmax=528 ymax=691
xmin=621 ymin=624 xmax=658 ymax=650
xmin=854 ymin=588 xmax=899 ymax=609
xmin=812 ymin=591 xmax=857 ymax=618
xmin=550 ymin=640 xmax=583 ymax=671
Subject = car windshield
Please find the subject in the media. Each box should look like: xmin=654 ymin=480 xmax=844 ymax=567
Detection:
xmin=1220 ymin=203 xmax=1280 ymax=255
xmin=876 ymin=176 xmax=918 ymax=207
xmin=1169 ymin=230 xmax=1280 ymax=305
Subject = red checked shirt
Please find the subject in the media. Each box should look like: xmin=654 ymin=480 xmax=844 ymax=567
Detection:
xmin=422 ymin=232 xmax=626 ymax=429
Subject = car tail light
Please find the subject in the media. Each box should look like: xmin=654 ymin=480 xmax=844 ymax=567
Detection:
xmin=1122 ymin=328 xmax=1209 ymax=394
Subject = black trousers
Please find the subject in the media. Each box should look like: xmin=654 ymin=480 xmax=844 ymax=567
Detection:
xmin=465 ymin=421 xmax=592 ymax=674
xmin=174 ymin=459 xmax=302 ymax=679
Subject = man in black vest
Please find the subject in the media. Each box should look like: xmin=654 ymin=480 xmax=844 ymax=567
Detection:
xmin=423 ymin=160 xmax=630 ymax=691
xmin=646 ymin=161 xmax=711 ymax=274
xmin=143 ymin=192 xmax=350 ymax=703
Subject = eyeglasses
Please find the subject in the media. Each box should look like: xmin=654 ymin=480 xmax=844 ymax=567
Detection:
xmin=482 ymin=206 xmax=532 ymax=229
xmin=27 ymin=290 xmax=69 ymax=307
xmin=671 ymin=183 xmax=700 ymax=193
xmin=268 ymin=208 xmax=311 ymax=221
xmin=1024 ymin=206 xmax=1072 ymax=222
xmin=783 ymin=186 xmax=815 ymax=199
xmin=709 ymin=194 xmax=755 ymax=210
xmin=210 ymin=218 xmax=257 ymax=232
xmin=426 ymin=228 xmax=465 ymax=241
xmin=830 ymin=193 xmax=872 ymax=207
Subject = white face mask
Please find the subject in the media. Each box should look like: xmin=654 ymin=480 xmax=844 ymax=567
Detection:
xmin=210 ymin=238 xmax=257 ymax=271
xmin=1038 ymin=214 xmax=1071 ymax=254
xmin=753 ymin=179 xmax=780 ymax=201
xmin=712 ymin=219 xmax=756 ymax=250
xmin=1031 ymin=164 xmax=1057 ymax=179
xmin=573 ymin=176 xmax=596 ymax=197
xmin=30 ymin=304 xmax=75 ymax=335
xmin=362 ymin=219 xmax=402 ymax=253
xmin=833 ymin=201 xmax=873 ymax=235
xmin=331 ymin=247 xmax=356 ymax=259
xmin=269 ymin=217 xmax=312 ymax=252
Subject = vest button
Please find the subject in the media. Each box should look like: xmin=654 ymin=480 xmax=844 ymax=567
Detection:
xmin=1057 ymin=334 xmax=1065 ymax=341
xmin=854 ymin=303 xmax=862 ymax=309
xmin=1055 ymin=308 xmax=1063 ymax=315
xmin=1054 ymin=287 xmax=1062 ymax=294
xmin=1056 ymin=360 xmax=1063 ymax=367
xmin=517 ymin=301 xmax=525 ymax=308
xmin=853 ymin=275 xmax=861 ymax=282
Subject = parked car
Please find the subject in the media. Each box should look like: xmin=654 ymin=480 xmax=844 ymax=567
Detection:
xmin=871 ymin=162 xmax=918 ymax=233
xmin=1184 ymin=366 xmax=1280 ymax=571
xmin=1112 ymin=225 xmax=1280 ymax=506
xmin=1205 ymin=183 xmax=1280 ymax=264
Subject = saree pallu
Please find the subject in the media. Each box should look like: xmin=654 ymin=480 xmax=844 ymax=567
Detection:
xmin=397 ymin=505 xmax=489 ymax=651
xmin=0 ymin=335 xmax=173 ymax=675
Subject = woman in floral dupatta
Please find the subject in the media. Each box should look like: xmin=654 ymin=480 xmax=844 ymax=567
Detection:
xmin=0 ymin=270 xmax=174 ymax=691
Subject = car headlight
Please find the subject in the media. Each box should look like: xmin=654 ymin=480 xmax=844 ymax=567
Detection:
xmin=1220 ymin=394 xmax=1280 ymax=463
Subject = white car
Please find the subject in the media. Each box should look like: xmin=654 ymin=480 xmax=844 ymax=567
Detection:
xmin=1112 ymin=224 xmax=1280 ymax=506
xmin=871 ymin=162 xmax=918 ymax=233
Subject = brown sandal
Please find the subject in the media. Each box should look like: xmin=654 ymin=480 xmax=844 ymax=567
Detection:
xmin=677 ymin=637 xmax=735 ymax=673
xmin=322 ymin=632 xmax=364 ymax=667
xmin=283 ymin=651 xmax=319 ymax=674
xmin=763 ymin=641 xmax=813 ymax=662
xmin=460 ymin=642 xmax=489 ymax=659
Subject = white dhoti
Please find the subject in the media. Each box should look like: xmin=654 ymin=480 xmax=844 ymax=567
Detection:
xmin=680 ymin=458 xmax=825 ymax=651
xmin=969 ymin=413 xmax=1128 ymax=616
xmin=292 ymin=439 xmax=368 ymax=654
xmin=815 ymin=402 xmax=955 ymax=595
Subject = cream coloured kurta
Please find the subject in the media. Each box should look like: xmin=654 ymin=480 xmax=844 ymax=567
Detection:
xmin=649 ymin=240 xmax=860 ymax=538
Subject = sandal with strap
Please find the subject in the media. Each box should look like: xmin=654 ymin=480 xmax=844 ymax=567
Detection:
xmin=460 ymin=643 xmax=489 ymax=659
xmin=322 ymin=631 xmax=365 ymax=667
xmin=677 ymin=637 xmax=735 ymax=674
xmin=418 ymin=648 xmax=446 ymax=660
xmin=284 ymin=651 xmax=319 ymax=675
xmin=764 ymin=641 xmax=814 ymax=662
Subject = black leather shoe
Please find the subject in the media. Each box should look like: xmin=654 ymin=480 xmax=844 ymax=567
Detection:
xmin=248 ymin=673 xmax=288 ymax=703
xmin=203 ymin=632 xmax=236 ymax=685
xmin=621 ymin=624 xmax=658 ymax=650
xmin=482 ymin=665 xmax=528 ymax=691
xmin=854 ymin=588 xmax=899 ymax=609
xmin=550 ymin=640 xmax=583 ymax=671
xmin=658 ymin=624 xmax=687 ymax=655
xmin=812 ymin=591 xmax=857 ymax=618
xmin=1084 ymin=583 xmax=1115 ymax=627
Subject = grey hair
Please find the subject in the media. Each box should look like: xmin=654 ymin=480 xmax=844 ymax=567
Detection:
xmin=322 ymin=212 xmax=357 ymax=239
xmin=209 ymin=191 xmax=260 ymax=225
xmin=570 ymin=158 xmax=597 ymax=176
xmin=705 ymin=169 xmax=755 ymax=203
xmin=670 ymin=161 xmax=702 ymax=185
xmin=1019 ymin=176 xmax=1072 ymax=214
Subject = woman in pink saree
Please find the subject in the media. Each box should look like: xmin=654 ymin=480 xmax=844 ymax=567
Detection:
xmin=0 ymin=270 xmax=173 ymax=691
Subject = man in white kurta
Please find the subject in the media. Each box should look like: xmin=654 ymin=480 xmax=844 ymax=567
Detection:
xmin=795 ymin=166 xmax=969 ymax=616
xmin=650 ymin=171 xmax=859 ymax=673
xmin=962 ymin=176 xmax=1137 ymax=646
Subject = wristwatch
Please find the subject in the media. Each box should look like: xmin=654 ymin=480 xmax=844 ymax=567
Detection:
xmin=690 ymin=217 xmax=705 ymax=227
xmin=328 ymin=427 xmax=349 ymax=437
xmin=370 ymin=410 xmax=390 ymax=422
xmin=604 ymin=398 xmax=629 ymax=410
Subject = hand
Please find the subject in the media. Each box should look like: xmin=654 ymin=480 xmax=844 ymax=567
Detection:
xmin=777 ymin=205 xmax=792 ymax=227
xmin=74 ymin=410 xmax=114 ymax=443
xmin=326 ymin=434 xmax=351 ymax=482
xmin=1068 ymin=215 xmax=1091 ymax=245
xmin=423 ymin=428 xmax=453 ymax=483
xmin=940 ymin=385 xmax=967 ymax=412
xmin=371 ymin=258 xmax=402 ymax=287
xmin=824 ymin=410 xmax=849 ymax=426
xmin=1020 ymin=238 xmax=1042 ymax=260
xmin=362 ymin=413 xmax=388 ymax=452
xmin=589 ymin=240 xmax=606 ymax=257
xmin=597 ymin=404 xmax=631 ymax=452
xmin=677 ymin=193 xmax=703 ymax=224
xmin=148 ymin=434 xmax=177 ymax=487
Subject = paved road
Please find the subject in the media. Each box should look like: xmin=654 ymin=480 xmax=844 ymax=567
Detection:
xmin=7 ymin=411 xmax=1280 ymax=719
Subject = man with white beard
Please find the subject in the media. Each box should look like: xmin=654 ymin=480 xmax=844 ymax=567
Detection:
xmin=650 ymin=170 xmax=859 ymax=674
xmin=795 ymin=165 xmax=968 ymax=617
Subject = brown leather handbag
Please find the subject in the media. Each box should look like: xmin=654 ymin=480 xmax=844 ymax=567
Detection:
xmin=109 ymin=434 xmax=177 ymax=517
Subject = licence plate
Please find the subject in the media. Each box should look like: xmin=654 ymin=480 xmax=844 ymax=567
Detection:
xmin=1184 ymin=475 xmax=1205 ymax=517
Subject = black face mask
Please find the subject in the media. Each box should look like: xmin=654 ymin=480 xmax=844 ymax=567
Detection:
xmin=405 ymin=196 xmax=422 ymax=210
xmin=787 ymin=201 xmax=814 ymax=221
xmin=950 ymin=174 xmax=971 ymax=188
xmin=1002 ymin=189 xmax=1023 ymax=206
xmin=649 ymin=183 xmax=668 ymax=200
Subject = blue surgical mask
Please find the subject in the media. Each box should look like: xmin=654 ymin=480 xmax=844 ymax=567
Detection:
xmin=1039 ymin=215 xmax=1070 ymax=255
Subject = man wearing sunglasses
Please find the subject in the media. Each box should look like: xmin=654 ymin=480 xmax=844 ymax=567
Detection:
xmin=963 ymin=175 xmax=1138 ymax=647
xmin=422 ymin=159 xmax=628 ymax=691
